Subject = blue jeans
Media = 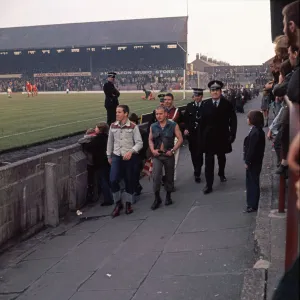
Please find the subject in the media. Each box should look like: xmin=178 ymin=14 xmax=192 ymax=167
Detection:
xmin=95 ymin=165 xmax=113 ymax=204
xmin=110 ymin=154 xmax=138 ymax=204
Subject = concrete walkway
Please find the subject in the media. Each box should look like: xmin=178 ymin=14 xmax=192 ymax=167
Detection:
xmin=0 ymin=98 xmax=261 ymax=300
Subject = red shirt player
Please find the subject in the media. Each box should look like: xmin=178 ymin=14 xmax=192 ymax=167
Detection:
xmin=32 ymin=84 xmax=38 ymax=96
xmin=26 ymin=81 xmax=33 ymax=97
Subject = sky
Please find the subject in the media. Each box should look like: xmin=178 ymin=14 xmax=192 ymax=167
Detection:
xmin=0 ymin=0 xmax=275 ymax=65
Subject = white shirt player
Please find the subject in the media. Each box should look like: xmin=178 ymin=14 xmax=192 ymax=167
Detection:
xmin=66 ymin=88 xmax=70 ymax=94
xmin=7 ymin=87 xmax=12 ymax=98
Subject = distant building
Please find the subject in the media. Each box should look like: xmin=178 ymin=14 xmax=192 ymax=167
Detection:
xmin=188 ymin=54 xmax=229 ymax=72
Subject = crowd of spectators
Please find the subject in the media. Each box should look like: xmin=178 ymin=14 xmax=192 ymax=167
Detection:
xmin=261 ymin=2 xmax=299 ymax=299
xmin=34 ymin=76 xmax=97 ymax=91
xmin=0 ymin=79 xmax=24 ymax=92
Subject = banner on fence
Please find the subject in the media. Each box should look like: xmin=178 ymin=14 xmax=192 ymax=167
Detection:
xmin=34 ymin=72 xmax=92 ymax=78
xmin=98 ymin=70 xmax=183 ymax=76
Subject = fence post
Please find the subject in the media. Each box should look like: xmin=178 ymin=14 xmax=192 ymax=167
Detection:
xmin=44 ymin=163 xmax=59 ymax=227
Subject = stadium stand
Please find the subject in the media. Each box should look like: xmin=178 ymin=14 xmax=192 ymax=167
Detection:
xmin=0 ymin=17 xmax=189 ymax=91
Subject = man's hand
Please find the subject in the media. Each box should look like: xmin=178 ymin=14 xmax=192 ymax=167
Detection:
xmin=108 ymin=158 xmax=112 ymax=165
xmin=184 ymin=129 xmax=189 ymax=136
xmin=123 ymin=152 xmax=132 ymax=161
xmin=165 ymin=150 xmax=173 ymax=157
xmin=245 ymin=164 xmax=248 ymax=169
xmin=265 ymin=82 xmax=273 ymax=90
xmin=152 ymin=149 xmax=160 ymax=157
xmin=267 ymin=130 xmax=272 ymax=140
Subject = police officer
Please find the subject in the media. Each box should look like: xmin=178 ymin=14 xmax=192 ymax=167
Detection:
xmin=183 ymin=88 xmax=205 ymax=183
xmin=103 ymin=72 xmax=120 ymax=125
xmin=201 ymin=80 xmax=237 ymax=194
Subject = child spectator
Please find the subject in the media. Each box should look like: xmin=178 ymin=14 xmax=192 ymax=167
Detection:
xmin=243 ymin=110 xmax=266 ymax=213
xmin=79 ymin=123 xmax=113 ymax=206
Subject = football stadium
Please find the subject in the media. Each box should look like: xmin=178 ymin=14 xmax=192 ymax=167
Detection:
xmin=0 ymin=16 xmax=204 ymax=151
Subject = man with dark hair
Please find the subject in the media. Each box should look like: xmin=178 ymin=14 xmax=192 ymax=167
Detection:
xmin=107 ymin=105 xmax=143 ymax=217
xmin=103 ymin=72 xmax=120 ymax=125
xmin=183 ymin=88 xmax=205 ymax=183
xmin=201 ymin=80 xmax=237 ymax=194
xmin=148 ymin=106 xmax=183 ymax=210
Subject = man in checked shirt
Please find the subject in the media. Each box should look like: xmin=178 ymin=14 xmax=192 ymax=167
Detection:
xmin=107 ymin=105 xmax=143 ymax=218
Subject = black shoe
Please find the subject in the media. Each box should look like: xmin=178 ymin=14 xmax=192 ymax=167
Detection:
xmin=203 ymin=186 xmax=213 ymax=194
xmin=194 ymin=176 xmax=201 ymax=183
xmin=135 ymin=183 xmax=143 ymax=196
xmin=151 ymin=193 xmax=162 ymax=210
xmin=243 ymin=207 xmax=257 ymax=213
xmin=275 ymin=164 xmax=288 ymax=175
xmin=165 ymin=192 xmax=173 ymax=206
xmin=125 ymin=202 xmax=133 ymax=215
xmin=220 ymin=175 xmax=227 ymax=182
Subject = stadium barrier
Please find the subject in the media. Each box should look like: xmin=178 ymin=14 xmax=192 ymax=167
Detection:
xmin=0 ymin=89 xmax=200 ymax=95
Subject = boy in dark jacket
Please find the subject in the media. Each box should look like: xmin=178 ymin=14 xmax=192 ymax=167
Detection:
xmin=243 ymin=110 xmax=266 ymax=213
xmin=79 ymin=123 xmax=113 ymax=206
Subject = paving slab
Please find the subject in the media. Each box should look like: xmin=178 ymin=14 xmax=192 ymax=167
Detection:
xmin=80 ymin=252 xmax=161 ymax=291
xmin=16 ymin=271 xmax=93 ymax=300
xmin=116 ymin=233 xmax=172 ymax=254
xmin=48 ymin=240 xmax=119 ymax=273
xmin=132 ymin=273 xmax=244 ymax=300
xmin=0 ymin=258 xmax=58 ymax=293
xmin=149 ymin=247 xmax=252 ymax=277
xmin=164 ymin=227 xmax=251 ymax=253
xmin=177 ymin=205 xmax=253 ymax=233
xmin=24 ymin=233 xmax=90 ymax=260
xmin=69 ymin=290 xmax=136 ymax=300
xmin=66 ymin=216 xmax=111 ymax=235
xmin=84 ymin=220 xmax=143 ymax=244
xmin=0 ymin=294 xmax=20 ymax=300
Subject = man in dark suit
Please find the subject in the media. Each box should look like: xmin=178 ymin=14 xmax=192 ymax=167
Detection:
xmin=103 ymin=72 xmax=120 ymax=125
xmin=183 ymin=88 xmax=205 ymax=183
xmin=202 ymin=80 xmax=238 ymax=194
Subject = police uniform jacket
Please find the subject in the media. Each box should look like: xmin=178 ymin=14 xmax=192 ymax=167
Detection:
xmin=184 ymin=101 xmax=205 ymax=153
xmin=201 ymin=96 xmax=237 ymax=154
xmin=103 ymin=81 xmax=120 ymax=109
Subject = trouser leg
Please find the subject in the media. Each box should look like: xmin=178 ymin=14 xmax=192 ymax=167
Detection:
xmin=205 ymin=153 xmax=215 ymax=188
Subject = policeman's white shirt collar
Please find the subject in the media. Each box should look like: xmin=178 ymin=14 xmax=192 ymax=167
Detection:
xmin=194 ymin=101 xmax=202 ymax=107
xmin=212 ymin=98 xmax=221 ymax=107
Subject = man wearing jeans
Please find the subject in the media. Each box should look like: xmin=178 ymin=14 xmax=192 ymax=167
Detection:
xmin=148 ymin=106 xmax=183 ymax=210
xmin=107 ymin=105 xmax=143 ymax=218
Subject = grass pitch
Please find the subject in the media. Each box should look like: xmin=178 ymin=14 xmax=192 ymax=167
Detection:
xmin=0 ymin=91 xmax=209 ymax=151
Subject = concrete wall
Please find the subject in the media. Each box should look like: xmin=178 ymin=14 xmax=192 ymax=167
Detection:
xmin=0 ymin=144 xmax=86 ymax=248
